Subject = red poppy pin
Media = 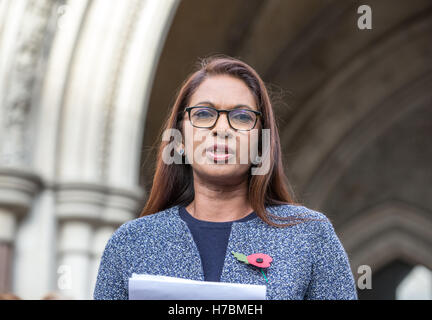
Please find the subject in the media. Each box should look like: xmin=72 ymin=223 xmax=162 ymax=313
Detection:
xmin=231 ymin=251 xmax=273 ymax=282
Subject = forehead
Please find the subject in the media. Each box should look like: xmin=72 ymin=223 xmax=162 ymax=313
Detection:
xmin=189 ymin=75 xmax=257 ymax=109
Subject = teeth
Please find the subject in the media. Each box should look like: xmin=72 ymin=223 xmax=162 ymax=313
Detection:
xmin=207 ymin=146 xmax=233 ymax=155
xmin=211 ymin=151 xmax=229 ymax=155
xmin=207 ymin=150 xmax=231 ymax=157
xmin=208 ymin=149 xmax=228 ymax=153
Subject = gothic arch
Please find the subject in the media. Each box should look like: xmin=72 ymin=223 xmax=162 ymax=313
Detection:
xmin=338 ymin=200 xmax=432 ymax=275
xmin=281 ymin=12 xmax=432 ymax=199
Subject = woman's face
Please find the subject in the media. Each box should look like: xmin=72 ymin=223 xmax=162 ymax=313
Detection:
xmin=181 ymin=74 xmax=260 ymax=184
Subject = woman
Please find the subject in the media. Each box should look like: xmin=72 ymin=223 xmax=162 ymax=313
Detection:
xmin=94 ymin=55 xmax=358 ymax=300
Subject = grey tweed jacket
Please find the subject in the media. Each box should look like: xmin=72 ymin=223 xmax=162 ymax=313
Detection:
xmin=93 ymin=204 xmax=358 ymax=300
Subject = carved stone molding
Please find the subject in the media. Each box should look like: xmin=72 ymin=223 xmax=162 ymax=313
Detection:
xmin=0 ymin=0 xmax=56 ymax=166
xmin=55 ymin=182 xmax=144 ymax=226
xmin=0 ymin=167 xmax=42 ymax=217
xmin=99 ymin=0 xmax=143 ymax=181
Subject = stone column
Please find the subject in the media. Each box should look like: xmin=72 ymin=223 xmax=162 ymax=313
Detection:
xmin=55 ymin=183 xmax=105 ymax=300
xmin=55 ymin=182 xmax=142 ymax=299
xmin=0 ymin=208 xmax=15 ymax=293
xmin=0 ymin=169 xmax=41 ymax=294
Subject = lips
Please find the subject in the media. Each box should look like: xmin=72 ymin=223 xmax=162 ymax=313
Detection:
xmin=205 ymin=144 xmax=235 ymax=155
xmin=205 ymin=144 xmax=235 ymax=162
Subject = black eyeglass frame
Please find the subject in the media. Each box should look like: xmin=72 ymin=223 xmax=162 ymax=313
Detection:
xmin=182 ymin=106 xmax=262 ymax=131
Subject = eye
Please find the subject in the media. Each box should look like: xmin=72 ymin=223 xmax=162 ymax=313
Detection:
xmin=230 ymin=110 xmax=254 ymax=123
xmin=193 ymin=109 xmax=214 ymax=119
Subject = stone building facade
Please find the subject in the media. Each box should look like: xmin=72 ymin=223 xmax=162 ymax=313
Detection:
xmin=0 ymin=0 xmax=431 ymax=299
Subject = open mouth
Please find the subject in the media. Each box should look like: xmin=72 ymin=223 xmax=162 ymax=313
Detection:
xmin=205 ymin=144 xmax=235 ymax=162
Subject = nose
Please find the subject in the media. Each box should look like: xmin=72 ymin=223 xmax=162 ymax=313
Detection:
xmin=212 ymin=113 xmax=232 ymax=137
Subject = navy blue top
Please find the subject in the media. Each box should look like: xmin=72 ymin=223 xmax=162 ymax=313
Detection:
xmin=178 ymin=206 xmax=258 ymax=282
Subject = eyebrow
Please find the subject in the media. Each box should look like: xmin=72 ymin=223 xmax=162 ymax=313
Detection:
xmin=193 ymin=101 xmax=255 ymax=110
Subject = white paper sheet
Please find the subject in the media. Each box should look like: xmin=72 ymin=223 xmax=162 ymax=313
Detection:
xmin=128 ymin=273 xmax=267 ymax=300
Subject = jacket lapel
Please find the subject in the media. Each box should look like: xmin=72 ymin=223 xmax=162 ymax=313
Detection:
xmin=169 ymin=205 xmax=205 ymax=281
xmin=220 ymin=218 xmax=270 ymax=286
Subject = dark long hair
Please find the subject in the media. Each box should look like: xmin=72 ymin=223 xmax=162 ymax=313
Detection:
xmin=139 ymin=54 xmax=321 ymax=227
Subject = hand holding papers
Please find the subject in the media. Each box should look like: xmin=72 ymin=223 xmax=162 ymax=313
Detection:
xmin=128 ymin=274 xmax=267 ymax=300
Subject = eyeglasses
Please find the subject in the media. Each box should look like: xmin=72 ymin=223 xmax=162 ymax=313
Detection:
xmin=183 ymin=106 xmax=261 ymax=131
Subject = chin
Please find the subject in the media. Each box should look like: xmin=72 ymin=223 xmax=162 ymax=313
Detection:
xmin=200 ymin=164 xmax=249 ymax=180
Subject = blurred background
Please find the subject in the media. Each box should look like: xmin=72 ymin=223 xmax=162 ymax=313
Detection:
xmin=0 ymin=0 xmax=431 ymax=300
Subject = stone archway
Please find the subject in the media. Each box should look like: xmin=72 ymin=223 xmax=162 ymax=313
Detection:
xmin=338 ymin=201 xmax=432 ymax=272
xmin=1 ymin=0 xmax=430 ymax=300
xmin=284 ymin=13 xmax=432 ymax=210
xmin=338 ymin=201 xmax=432 ymax=299
xmin=0 ymin=0 xmax=179 ymax=299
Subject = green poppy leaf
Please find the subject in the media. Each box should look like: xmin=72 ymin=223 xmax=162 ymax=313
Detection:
xmin=231 ymin=251 xmax=249 ymax=264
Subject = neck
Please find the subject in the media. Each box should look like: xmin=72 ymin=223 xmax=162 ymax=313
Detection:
xmin=186 ymin=172 xmax=253 ymax=222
